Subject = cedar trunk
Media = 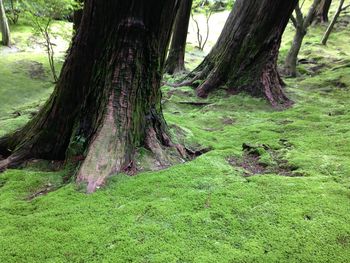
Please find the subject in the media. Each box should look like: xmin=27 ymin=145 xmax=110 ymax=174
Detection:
xmin=0 ymin=0 xmax=10 ymax=46
xmin=165 ymin=0 xmax=193 ymax=74
xmin=0 ymin=0 xmax=186 ymax=192
xmin=180 ymin=0 xmax=298 ymax=108
xmin=73 ymin=0 xmax=84 ymax=32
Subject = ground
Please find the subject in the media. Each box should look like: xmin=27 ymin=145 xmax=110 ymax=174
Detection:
xmin=0 ymin=5 xmax=350 ymax=263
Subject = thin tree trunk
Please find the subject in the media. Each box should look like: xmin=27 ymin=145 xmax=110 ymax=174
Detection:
xmin=321 ymin=0 xmax=345 ymax=45
xmin=0 ymin=0 xmax=188 ymax=193
xmin=314 ymin=0 xmax=332 ymax=24
xmin=0 ymin=0 xmax=10 ymax=46
xmin=284 ymin=0 xmax=321 ymax=77
xmin=165 ymin=0 xmax=193 ymax=74
xmin=178 ymin=0 xmax=298 ymax=108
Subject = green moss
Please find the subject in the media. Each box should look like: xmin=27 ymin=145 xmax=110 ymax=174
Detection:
xmin=0 ymin=7 xmax=350 ymax=263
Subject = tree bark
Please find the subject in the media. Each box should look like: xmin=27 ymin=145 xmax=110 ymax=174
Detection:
xmin=321 ymin=0 xmax=345 ymax=45
xmin=165 ymin=0 xmax=193 ymax=74
xmin=0 ymin=0 xmax=188 ymax=193
xmin=178 ymin=0 xmax=298 ymax=108
xmin=313 ymin=0 xmax=332 ymax=24
xmin=284 ymin=0 xmax=321 ymax=77
xmin=0 ymin=0 xmax=10 ymax=46
xmin=73 ymin=0 xmax=84 ymax=32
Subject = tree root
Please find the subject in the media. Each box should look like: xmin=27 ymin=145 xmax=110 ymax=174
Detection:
xmin=0 ymin=152 xmax=29 ymax=172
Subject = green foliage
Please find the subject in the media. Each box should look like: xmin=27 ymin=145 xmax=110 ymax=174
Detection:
xmin=22 ymin=0 xmax=76 ymax=20
xmin=192 ymin=0 xmax=234 ymax=12
xmin=4 ymin=0 xmax=22 ymax=24
xmin=22 ymin=0 xmax=76 ymax=81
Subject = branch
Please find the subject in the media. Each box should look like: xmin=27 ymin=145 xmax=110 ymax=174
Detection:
xmin=303 ymin=0 xmax=322 ymax=28
xmin=295 ymin=3 xmax=304 ymax=25
xmin=290 ymin=14 xmax=298 ymax=28
xmin=341 ymin=4 xmax=350 ymax=11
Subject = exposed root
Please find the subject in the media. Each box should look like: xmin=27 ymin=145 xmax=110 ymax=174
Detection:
xmin=0 ymin=135 xmax=12 ymax=158
xmin=228 ymin=143 xmax=304 ymax=177
xmin=186 ymin=146 xmax=212 ymax=158
xmin=178 ymin=101 xmax=212 ymax=106
xmin=0 ymin=152 xmax=29 ymax=172
xmin=76 ymin=93 xmax=123 ymax=193
xmin=260 ymin=64 xmax=289 ymax=107
xmin=26 ymin=183 xmax=63 ymax=201
xmin=144 ymin=127 xmax=187 ymax=167
xmin=167 ymin=66 xmax=211 ymax=88
xmin=195 ymin=71 xmax=222 ymax=98
xmin=167 ymin=75 xmax=200 ymax=88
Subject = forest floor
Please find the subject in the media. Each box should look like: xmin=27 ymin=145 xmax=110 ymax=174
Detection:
xmin=0 ymin=9 xmax=350 ymax=263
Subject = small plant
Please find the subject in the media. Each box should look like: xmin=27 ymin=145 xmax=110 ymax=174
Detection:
xmin=6 ymin=0 xmax=21 ymax=24
xmin=191 ymin=0 xmax=234 ymax=51
xmin=191 ymin=1 xmax=213 ymax=51
xmin=23 ymin=0 xmax=76 ymax=82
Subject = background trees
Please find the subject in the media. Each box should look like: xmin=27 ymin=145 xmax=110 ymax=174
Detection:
xmin=165 ymin=0 xmax=193 ymax=74
xmin=23 ymin=0 xmax=76 ymax=81
xmin=321 ymin=0 xmax=350 ymax=45
xmin=284 ymin=0 xmax=321 ymax=77
xmin=0 ymin=0 xmax=10 ymax=46
xmin=178 ymin=0 xmax=298 ymax=107
xmin=313 ymin=0 xmax=332 ymax=24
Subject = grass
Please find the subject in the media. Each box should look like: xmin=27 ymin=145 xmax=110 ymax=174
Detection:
xmin=0 ymin=4 xmax=350 ymax=262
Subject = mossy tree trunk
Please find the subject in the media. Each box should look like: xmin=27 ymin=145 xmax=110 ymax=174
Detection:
xmin=165 ymin=0 xmax=193 ymax=74
xmin=0 ymin=0 xmax=187 ymax=193
xmin=178 ymin=0 xmax=298 ymax=108
xmin=313 ymin=0 xmax=332 ymax=24
xmin=0 ymin=0 xmax=10 ymax=46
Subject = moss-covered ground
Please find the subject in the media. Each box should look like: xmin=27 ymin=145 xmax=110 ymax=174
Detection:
xmin=0 ymin=5 xmax=349 ymax=263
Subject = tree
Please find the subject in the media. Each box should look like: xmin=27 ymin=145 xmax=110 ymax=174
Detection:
xmin=178 ymin=0 xmax=298 ymax=108
xmin=7 ymin=0 xmax=21 ymax=25
xmin=321 ymin=0 xmax=350 ymax=45
xmin=284 ymin=0 xmax=321 ymax=77
xmin=165 ymin=0 xmax=193 ymax=74
xmin=313 ymin=0 xmax=332 ymax=24
xmin=0 ymin=0 xmax=10 ymax=46
xmin=73 ymin=0 xmax=83 ymax=32
xmin=0 ymin=0 xmax=188 ymax=193
xmin=191 ymin=3 xmax=212 ymax=51
xmin=24 ymin=0 xmax=76 ymax=82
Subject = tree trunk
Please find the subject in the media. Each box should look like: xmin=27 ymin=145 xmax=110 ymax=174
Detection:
xmin=165 ymin=0 xmax=193 ymax=74
xmin=321 ymin=0 xmax=345 ymax=45
xmin=284 ymin=28 xmax=305 ymax=77
xmin=284 ymin=0 xmax=321 ymax=77
xmin=73 ymin=0 xmax=84 ymax=32
xmin=178 ymin=0 xmax=298 ymax=108
xmin=0 ymin=0 xmax=10 ymax=46
xmin=314 ymin=0 xmax=332 ymax=24
xmin=0 ymin=0 xmax=188 ymax=193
